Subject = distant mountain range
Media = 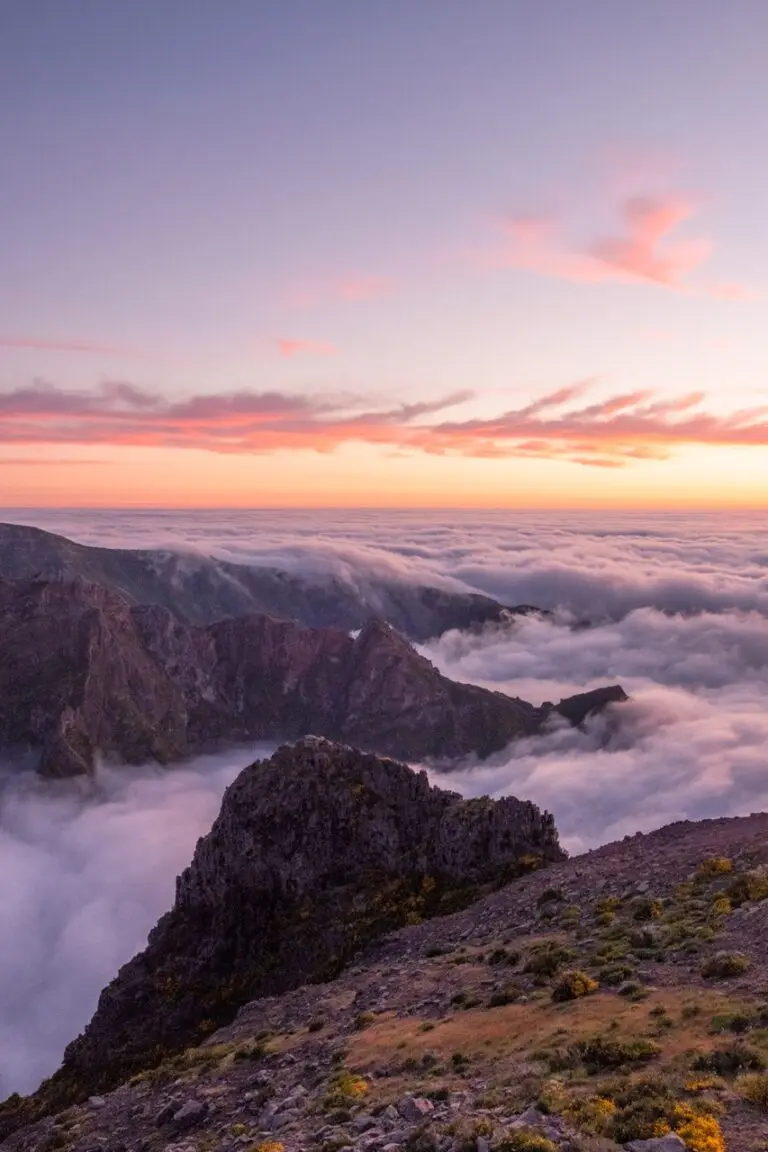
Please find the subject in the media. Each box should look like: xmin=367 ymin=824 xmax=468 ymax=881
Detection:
xmin=0 ymin=577 xmax=626 ymax=777
xmin=0 ymin=522 xmax=542 ymax=639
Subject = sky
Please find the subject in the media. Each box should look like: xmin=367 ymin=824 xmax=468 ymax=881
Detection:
xmin=1 ymin=0 xmax=767 ymax=508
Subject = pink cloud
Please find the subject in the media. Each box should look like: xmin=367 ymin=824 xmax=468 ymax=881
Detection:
xmin=0 ymin=337 xmax=134 ymax=356
xmin=276 ymin=338 xmax=337 ymax=359
xmin=332 ymin=275 xmax=392 ymax=301
xmin=288 ymin=273 xmax=394 ymax=308
xmin=1 ymin=379 xmax=767 ymax=468
xmin=497 ymin=195 xmax=751 ymax=298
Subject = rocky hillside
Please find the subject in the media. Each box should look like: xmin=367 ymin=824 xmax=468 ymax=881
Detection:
xmin=0 ymin=522 xmax=538 ymax=639
xmin=0 ymin=578 xmax=627 ymax=777
xmin=5 ymin=745 xmax=768 ymax=1150
xmin=1 ymin=739 xmax=564 ymax=1130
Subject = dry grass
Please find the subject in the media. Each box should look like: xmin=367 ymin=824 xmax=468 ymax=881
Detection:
xmin=346 ymin=988 xmax=753 ymax=1072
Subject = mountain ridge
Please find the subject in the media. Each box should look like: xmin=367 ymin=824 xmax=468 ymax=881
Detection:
xmin=0 ymin=521 xmax=541 ymax=639
xmin=0 ymin=577 xmax=627 ymax=777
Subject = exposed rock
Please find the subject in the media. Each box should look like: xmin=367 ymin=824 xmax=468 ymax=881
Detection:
xmin=625 ymin=1136 xmax=687 ymax=1151
xmin=551 ymin=683 xmax=629 ymax=726
xmin=398 ymin=1096 xmax=434 ymax=1121
xmin=0 ymin=521 xmax=539 ymax=639
xmin=37 ymin=739 xmax=564 ymax=1105
xmin=0 ymin=579 xmax=627 ymax=777
xmin=169 ymin=1098 xmax=208 ymax=1131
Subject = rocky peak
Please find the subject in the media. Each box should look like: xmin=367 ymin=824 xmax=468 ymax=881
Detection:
xmin=45 ymin=739 xmax=564 ymax=1104
xmin=550 ymin=683 xmax=630 ymax=727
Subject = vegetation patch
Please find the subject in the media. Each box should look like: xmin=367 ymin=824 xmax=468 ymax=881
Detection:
xmin=736 ymin=1071 xmax=768 ymax=1110
xmin=570 ymin=1035 xmax=661 ymax=1072
xmin=551 ymin=971 xmax=598 ymax=1003
xmin=701 ymin=952 xmax=751 ymax=979
xmin=496 ymin=1133 xmax=558 ymax=1152
xmin=693 ymin=1043 xmax=766 ymax=1076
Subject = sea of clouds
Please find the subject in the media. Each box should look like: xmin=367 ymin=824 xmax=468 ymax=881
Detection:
xmin=1 ymin=507 xmax=768 ymax=1097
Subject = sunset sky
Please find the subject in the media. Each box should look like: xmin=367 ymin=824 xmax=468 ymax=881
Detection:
xmin=1 ymin=1 xmax=767 ymax=507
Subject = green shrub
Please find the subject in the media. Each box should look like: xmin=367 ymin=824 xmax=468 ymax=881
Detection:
xmin=551 ymin=970 xmax=598 ymax=1002
xmin=524 ymin=943 xmax=576 ymax=979
xmin=488 ymin=985 xmax=521 ymax=1007
xmin=631 ymin=895 xmax=663 ymax=922
xmin=488 ymin=947 xmax=520 ymax=966
xmin=536 ymin=888 xmax=565 ymax=907
xmin=571 ymin=1035 xmax=660 ymax=1072
xmin=693 ymin=1043 xmax=765 ymax=1076
xmin=404 ymin=1124 xmax=438 ymax=1152
xmin=617 ymin=981 xmax=648 ymax=1000
xmin=727 ymin=868 xmax=768 ymax=907
xmin=598 ymin=961 xmax=634 ymax=986
xmin=710 ymin=1012 xmax=754 ymax=1034
xmin=496 ymin=1132 xmax=558 ymax=1152
xmin=701 ymin=952 xmax=751 ymax=979
xmin=354 ymin=1011 xmax=376 ymax=1030
xmin=737 ymin=1072 xmax=768 ymax=1109
xmin=558 ymin=905 xmax=581 ymax=926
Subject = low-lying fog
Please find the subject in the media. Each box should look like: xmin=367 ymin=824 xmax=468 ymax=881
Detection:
xmin=3 ymin=509 xmax=768 ymax=1099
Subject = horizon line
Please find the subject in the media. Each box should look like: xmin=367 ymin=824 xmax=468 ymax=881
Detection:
xmin=0 ymin=503 xmax=766 ymax=514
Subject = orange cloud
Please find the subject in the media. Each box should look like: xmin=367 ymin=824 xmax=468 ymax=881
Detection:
xmin=497 ymin=196 xmax=750 ymax=298
xmin=1 ymin=379 xmax=767 ymax=468
xmin=276 ymin=337 xmax=337 ymax=359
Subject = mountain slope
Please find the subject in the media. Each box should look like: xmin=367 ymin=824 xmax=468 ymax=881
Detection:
xmin=5 ymin=750 xmax=768 ymax=1149
xmin=0 ymin=521 xmax=537 ymax=638
xmin=0 ymin=578 xmax=627 ymax=776
xmin=1 ymin=739 xmax=564 ymax=1126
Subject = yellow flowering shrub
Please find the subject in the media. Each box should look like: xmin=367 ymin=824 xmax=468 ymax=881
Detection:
xmin=673 ymin=1104 xmax=725 ymax=1152
xmin=697 ymin=857 xmax=733 ymax=877
xmin=324 ymin=1071 xmax=369 ymax=1109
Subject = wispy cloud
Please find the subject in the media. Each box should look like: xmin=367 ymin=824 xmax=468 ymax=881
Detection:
xmin=1 ymin=379 xmax=767 ymax=467
xmin=0 ymin=457 xmax=112 ymax=466
xmin=495 ymin=195 xmax=752 ymax=299
xmin=0 ymin=337 xmax=133 ymax=356
xmin=276 ymin=337 xmax=337 ymax=359
xmin=288 ymin=273 xmax=394 ymax=308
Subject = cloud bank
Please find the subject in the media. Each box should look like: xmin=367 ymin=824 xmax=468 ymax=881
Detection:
xmin=0 ymin=750 xmax=262 ymax=1098
xmin=1 ymin=379 xmax=768 ymax=467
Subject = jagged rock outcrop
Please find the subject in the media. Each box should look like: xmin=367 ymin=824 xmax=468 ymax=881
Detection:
xmin=0 ymin=521 xmax=539 ymax=638
xmin=0 ymin=579 xmax=628 ymax=777
xmin=44 ymin=738 xmax=565 ymax=1102
xmin=7 ymin=809 xmax=768 ymax=1150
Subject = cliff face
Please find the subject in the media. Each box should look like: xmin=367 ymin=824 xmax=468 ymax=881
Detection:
xmin=0 ymin=579 xmax=627 ymax=777
xmin=51 ymin=738 xmax=565 ymax=1100
xmin=0 ymin=521 xmax=534 ymax=639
